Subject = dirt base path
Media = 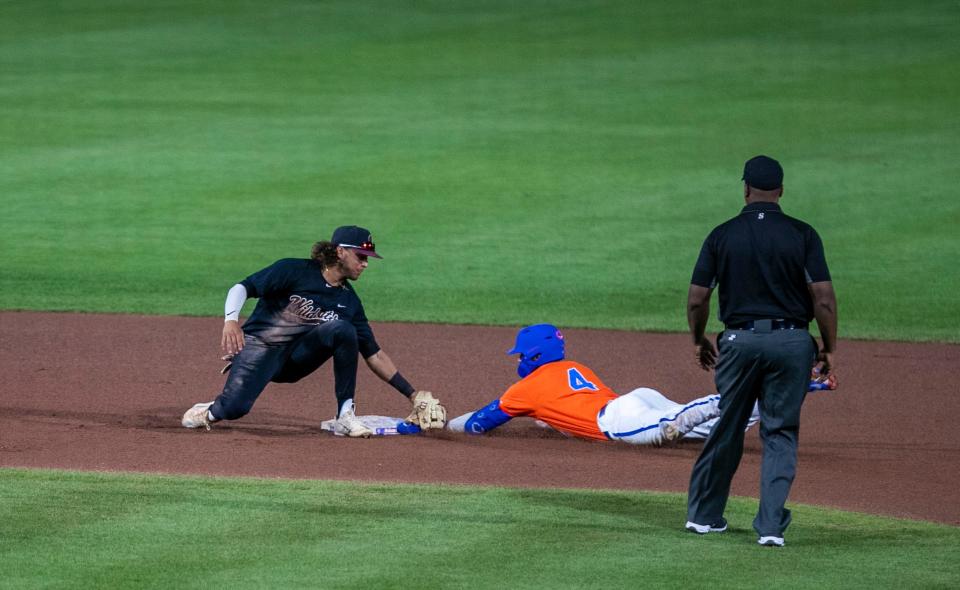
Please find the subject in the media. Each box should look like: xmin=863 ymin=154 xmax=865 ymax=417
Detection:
xmin=2 ymin=311 xmax=958 ymax=525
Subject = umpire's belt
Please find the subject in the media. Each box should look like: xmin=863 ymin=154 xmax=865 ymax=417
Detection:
xmin=725 ymin=319 xmax=808 ymax=331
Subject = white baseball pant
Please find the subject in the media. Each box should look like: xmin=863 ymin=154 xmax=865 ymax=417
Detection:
xmin=596 ymin=387 xmax=722 ymax=445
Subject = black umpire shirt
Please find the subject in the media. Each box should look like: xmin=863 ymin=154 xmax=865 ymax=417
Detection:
xmin=691 ymin=202 xmax=831 ymax=327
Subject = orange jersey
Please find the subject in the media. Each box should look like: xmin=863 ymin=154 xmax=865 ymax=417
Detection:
xmin=499 ymin=361 xmax=618 ymax=440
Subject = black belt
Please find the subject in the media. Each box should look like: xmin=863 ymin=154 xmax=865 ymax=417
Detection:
xmin=725 ymin=319 xmax=808 ymax=331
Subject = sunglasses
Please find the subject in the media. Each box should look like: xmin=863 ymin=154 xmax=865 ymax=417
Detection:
xmin=339 ymin=240 xmax=376 ymax=262
xmin=340 ymin=241 xmax=376 ymax=252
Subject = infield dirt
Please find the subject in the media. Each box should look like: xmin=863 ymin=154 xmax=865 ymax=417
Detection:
xmin=2 ymin=311 xmax=958 ymax=525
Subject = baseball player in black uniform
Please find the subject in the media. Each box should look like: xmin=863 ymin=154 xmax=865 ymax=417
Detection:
xmin=683 ymin=156 xmax=838 ymax=547
xmin=181 ymin=225 xmax=446 ymax=437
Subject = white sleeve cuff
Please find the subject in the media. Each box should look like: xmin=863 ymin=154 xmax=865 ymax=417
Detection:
xmin=446 ymin=413 xmax=471 ymax=433
xmin=224 ymin=283 xmax=248 ymax=322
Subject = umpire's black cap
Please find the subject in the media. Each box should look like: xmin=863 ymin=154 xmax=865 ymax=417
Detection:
xmin=742 ymin=155 xmax=784 ymax=190
xmin=332 ymin=225 xmax=382 ymax=259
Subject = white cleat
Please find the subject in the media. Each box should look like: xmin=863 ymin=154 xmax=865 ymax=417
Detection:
xmin=333 ymin=407 xmax=373 ymax=438
xmin=685 ymin=519 xmax=728 ymax=534
xmin=182 ymin=402 xmax=215 ymax=430
xmin=758 ymin=536 xmax=785 ymax=547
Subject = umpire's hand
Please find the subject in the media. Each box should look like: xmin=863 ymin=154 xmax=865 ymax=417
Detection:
xmin=695 ymin=337 xmax=717 ymax=371
xmin=815 ymin=350 xmax=835 ymax=378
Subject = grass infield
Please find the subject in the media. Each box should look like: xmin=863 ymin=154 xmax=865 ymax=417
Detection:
xmin=1 ymin=1 xmax=959 ymax=341
xmin=1 ymin=468 xmax=958 ymax=589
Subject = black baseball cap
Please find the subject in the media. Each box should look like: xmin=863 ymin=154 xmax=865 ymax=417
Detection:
xmin=742 ymin=155 xmax=784 ymax=190
xmin=331 ymin=225 xmax=382 ymax=259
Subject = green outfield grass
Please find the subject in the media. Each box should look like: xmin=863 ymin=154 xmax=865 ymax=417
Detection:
xmin=2 ymin=5 xmax=956 ymax=587
xmin=0 ymin=468 xmax=956 ymax=589
xmin=1 ymin=0 xmax=958 ymax=341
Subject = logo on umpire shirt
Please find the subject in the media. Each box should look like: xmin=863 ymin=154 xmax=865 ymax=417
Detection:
xmin=285 ymin=295 xmax=339 ymax=324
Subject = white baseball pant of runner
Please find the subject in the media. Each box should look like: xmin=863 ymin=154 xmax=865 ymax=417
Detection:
xmin=683 ymin=402 xmax=761 ymax=440
xmin=596 ymin=388 xmax=722 ymax=445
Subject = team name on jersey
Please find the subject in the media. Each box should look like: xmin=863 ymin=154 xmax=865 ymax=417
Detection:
xmin=284 ymin=295 xmax=340 ymax=324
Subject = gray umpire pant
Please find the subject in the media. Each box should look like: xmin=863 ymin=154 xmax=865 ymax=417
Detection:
xmin=686 ymin=326 xmax=816 ymax=537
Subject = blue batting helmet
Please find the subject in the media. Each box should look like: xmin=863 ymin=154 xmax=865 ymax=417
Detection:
xmin=507 ymin=324 xmax=565 ymax=378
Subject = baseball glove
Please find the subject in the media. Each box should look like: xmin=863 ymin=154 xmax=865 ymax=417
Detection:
xmin=405 ymin=390 xmax=447 ymax=430
xmin=809 ymin=367 xmax=838 ymax=391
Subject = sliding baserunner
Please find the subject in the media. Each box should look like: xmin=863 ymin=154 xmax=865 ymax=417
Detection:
xmin=448 ymin=324 xmax=833 ymax=444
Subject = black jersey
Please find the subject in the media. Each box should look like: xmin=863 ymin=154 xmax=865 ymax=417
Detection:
xmin=239 ymin=258 xmax=380 ymax=355
xmin=691 ymin=202 xmax=831 ymax=326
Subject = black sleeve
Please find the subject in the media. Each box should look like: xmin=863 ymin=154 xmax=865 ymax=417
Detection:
xmin=690 ymin=231 xmax=718 ymax=288
xmin=239 ymin=259 xmax=298 ymax=299
xmin=352 ymin=300 xmax=381 ymax=359
xmin=804 ymin=227 xmax=831 ymax=283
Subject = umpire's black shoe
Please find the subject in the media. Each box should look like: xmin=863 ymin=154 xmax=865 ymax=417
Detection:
xmin=685 ymin=518 xmax=728 ymax=534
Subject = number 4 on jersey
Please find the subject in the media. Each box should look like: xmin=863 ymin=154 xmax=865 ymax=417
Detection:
xmin=568 ymin=368 xmax=598 ymax=391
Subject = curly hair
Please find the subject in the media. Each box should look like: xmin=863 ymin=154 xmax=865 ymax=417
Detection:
xmin=310 ymin=241 xmax=340 ymax=268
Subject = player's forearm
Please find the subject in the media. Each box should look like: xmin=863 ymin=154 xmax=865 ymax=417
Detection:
xmin=447 ymin=400 xmax=512 ymax=434
xmin=365 ymin=350 xmax=399 ymax=381
xmin=224 ymin=283 xmax=248 ymax=322
xmin=365 ymin=351 xmax=416 ymax=397
xmin=446 ymin=412 xmax=472 ymax=433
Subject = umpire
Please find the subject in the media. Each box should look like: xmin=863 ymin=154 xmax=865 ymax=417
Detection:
xmin=684 ymin=155 xmax=838 ymax=547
